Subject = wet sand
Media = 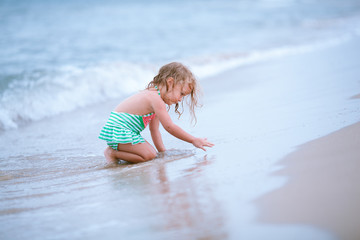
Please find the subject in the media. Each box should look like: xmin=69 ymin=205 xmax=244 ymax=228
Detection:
xmin=256 ymin=122 xmax=360 ymax=240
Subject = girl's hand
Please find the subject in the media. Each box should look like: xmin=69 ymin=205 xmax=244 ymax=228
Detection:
xmin=192 ymin=138 xmax=214 ymax=151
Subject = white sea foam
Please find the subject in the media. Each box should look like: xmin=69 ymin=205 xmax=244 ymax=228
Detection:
xmin=0 ymin=62 xmax=156 ymax=130
xmin=0 ymin=34 xmax=356 ymax=131
xmin=189 ymin=35 xmax=353 ymax=79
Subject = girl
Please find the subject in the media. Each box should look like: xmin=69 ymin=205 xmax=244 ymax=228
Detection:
xmin=99 ymin=62 xmax=214 ymax=163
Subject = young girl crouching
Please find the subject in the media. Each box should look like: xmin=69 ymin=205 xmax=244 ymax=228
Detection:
xmin=99 ymin=62 xmax=214 ymax=163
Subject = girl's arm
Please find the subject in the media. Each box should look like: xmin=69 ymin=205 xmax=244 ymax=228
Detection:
xmin=151 ymin=97 xmax=214 ymax=151
xmin=149 ymin=116 xmax=166 ymax=152
xmin=153 ymin=101 xmax=195 ymax=143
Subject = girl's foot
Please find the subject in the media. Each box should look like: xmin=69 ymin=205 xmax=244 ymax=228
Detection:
xmin=104 ymin=147 xmax=118 ymax=164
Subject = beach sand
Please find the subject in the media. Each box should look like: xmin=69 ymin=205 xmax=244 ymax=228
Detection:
xmin=256 ymin=122 xmax=360 ymax=240
xmin=1 ymin=38 xmax=359 ymax=239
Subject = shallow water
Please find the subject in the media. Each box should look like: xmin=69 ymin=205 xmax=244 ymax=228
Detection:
xmin=1 ymin=38 xmax=359 ymax=239
xmin=1 ymin=1 xmax=360 ymax=238
xmin=0 ymin=148 xmax=227 ymax=240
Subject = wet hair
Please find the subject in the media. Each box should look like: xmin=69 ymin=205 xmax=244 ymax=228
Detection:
xmin=147 ymin=62 xmax=201 ymax=124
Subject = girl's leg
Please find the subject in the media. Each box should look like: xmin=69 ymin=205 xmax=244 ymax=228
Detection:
xmin=104 ymin=141 xmax=157 ymax=164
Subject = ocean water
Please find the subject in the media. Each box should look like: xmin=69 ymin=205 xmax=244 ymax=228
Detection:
xmin=1 ymin=0 xmax=360 ymax=130
xmin=1 ymin=1 xmax=360 ymax=240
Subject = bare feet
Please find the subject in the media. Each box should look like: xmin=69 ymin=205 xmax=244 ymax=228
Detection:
xmin=104 ymin=147 xmax=118 ymax=164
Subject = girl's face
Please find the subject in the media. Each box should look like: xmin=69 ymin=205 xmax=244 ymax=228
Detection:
xmin=164 ymin=81 xmax=192 ymax=105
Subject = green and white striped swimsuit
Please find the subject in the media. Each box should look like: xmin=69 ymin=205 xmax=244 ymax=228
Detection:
xmin=98 ymin=86 xmax=160 ymax=150
xmin=98 ymin=111 xmax=156 ymax=150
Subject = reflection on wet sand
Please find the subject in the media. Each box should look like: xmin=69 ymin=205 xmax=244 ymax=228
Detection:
xmin=153 ymin=155 xmax=225 ymax=239
xmin=109 ymin=151 xmax=226 ymax=239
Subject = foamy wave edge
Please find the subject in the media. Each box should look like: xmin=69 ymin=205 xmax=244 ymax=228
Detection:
xmin=0 ymin=34 xmax=354 ymax=131
xmin=187 ymin=34 xmax=354 ymax=78
xmin=0 ymin=62 xmax=156 ymax=130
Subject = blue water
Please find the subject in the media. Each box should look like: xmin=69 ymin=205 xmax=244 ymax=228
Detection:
xmin=1 ymin=0 xmax=360 ymax=130
xmin=1 ymin=2 xmax=360 ymax=239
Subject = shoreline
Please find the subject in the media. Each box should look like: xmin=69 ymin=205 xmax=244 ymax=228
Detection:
xmin=256 ymin=122 xmax=360 ymax=240
xmin=1 ymin=35 xmax=360 ymax=240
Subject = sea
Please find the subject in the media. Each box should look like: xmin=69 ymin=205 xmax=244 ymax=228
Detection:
xmin=1 ymin=1 xmax=360 ymax=240
xmin=1 ymin=0 xmax=360 ymax=130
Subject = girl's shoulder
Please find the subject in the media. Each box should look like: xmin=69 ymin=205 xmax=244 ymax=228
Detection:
xmin=131 ymin=89 xmax=156 ymax=99
xmin=141 ymin=88 xmax=161 ymax=100
xmin=135 ymin=88 xmax=164 ymax=108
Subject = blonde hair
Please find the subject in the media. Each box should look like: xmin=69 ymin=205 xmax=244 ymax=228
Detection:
xmin=147 ymin=62 xmax=201 ymax=124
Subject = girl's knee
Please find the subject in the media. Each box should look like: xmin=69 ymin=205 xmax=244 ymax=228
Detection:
xmin=142 ymin=149 xmax=157 ymax=161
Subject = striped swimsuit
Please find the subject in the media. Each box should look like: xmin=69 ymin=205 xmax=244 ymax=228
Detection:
xmin=98 ymin=112 xmax=156 ymax=150
xmin=98 ymin=86 xmax=160 ymax=150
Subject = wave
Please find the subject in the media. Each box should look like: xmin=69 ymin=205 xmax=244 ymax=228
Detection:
xmin=0 ymin=62 xmax=156 ymax=130
xmin=0 ymin=34 xmax=356 ymax=131
xmin=187 ymin=34 xmax=354 ymax=79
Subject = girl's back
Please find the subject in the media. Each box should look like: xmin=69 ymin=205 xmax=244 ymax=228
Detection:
xmin=114 ymin=89 xmax=159 ymax=116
